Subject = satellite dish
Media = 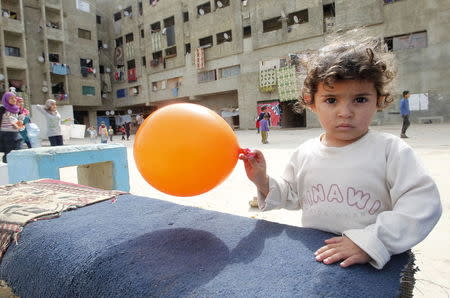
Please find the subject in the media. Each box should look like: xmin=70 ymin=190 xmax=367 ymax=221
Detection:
xmin=41 ymin=86 xmax=48 ymax=93
xmin=217 ymin=1 xmax=223 ymax=8
xmin=0 ymin=73 xmax=4 ymax=81
xmin=110 ymin=110 xmax=115 ymax=115
xmin=103 ymin=43 xmax=108 ymax=49
xmin=124 ymin=10 xmax=129 ymax=16
xmin=103 ymin=94 xmax=108 ymax=99
xmin=224 ymin=32 xmax=229 ymax=40
xmin=280 ymin=10 xmax=286 ymax=19
xmin=105 ymin=110 xmax=110 ymax=115
xmin=38 ymin=56 xmax=45 ymax=63
xmin=199 ymin=8 xmax=205 ymax=15
xmin=293 ymin=15 xmax=299 ymax=24
xmin=161 ymin=27 xmax=167 ymax=35
xmin=105 ymin=67 xmax=111 ymax=73
xmin=127 ymin=109 xmax=133 ymax=114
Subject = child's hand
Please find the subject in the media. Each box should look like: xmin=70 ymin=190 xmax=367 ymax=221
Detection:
xmin=314 ymin=236 xmax=370 ymax=268
xmin=239 ymin=149 xmax=269 ymax=196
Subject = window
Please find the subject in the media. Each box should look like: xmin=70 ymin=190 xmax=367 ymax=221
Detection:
xmin=116 ymin=37 xmax=123 ymax=47
xmin=142 ymin=56 xmax=147 ymax=67
xmin=263 ymin=17 xmax=282 ymax=33
xmin=49 ymin=53 xmax=59 ymax=62
xmin=219 ymin=65 xmax=240 ymax=79
xmin=384 ymin=31 xmax=427 ymax=51
xmin=5 ymin=46 xmax=20 ymax=57
xmin=197 ymin=2 xmax=211 ymax=15
xmin=82 ymin=86 xmax=95 ymax=96
xmin=215 ymin=0 xmax=230 ymax=9
xmin=98 ymin=40 xmax=103 ymax=49
xmin=163 ymin=16 xmax=175 ymax=27
xmin=125 ymin=33 xmax=134 ymax=43
xmin=243 ymin=25 xmax=251 ymax=38
xmin=99 ymin=65 xmax=105 ymax=73
xmin=80 ymin=58 xmax=93 ymax=67
xmin=96 ymin=15 xmax=101 ymax=24
xmin=183 ymin=11 xmax=189 ymax=22
xmin=141 ymin=29 xmax=145 ymax=38
xmin=323 ymin=3 xmax=335 ymax=33
xmin=185 ymin=43 xmax=191 ymax=54
xmin=199 ymin=36 xmax=213 ymax=48
xmin=198 ymin=70 xmax=217 ymax=83
xmin=384 ymin=0 xmax=403 ymax=3
xmin=165 ymin=46 xmax=177 ymax=57
xmin=138 ymin=2 xmax=143 ymax=15
xmin=116 ymin=89 xmax=126 ymax=98
xmin=124 ymin=6 xmax=132 ymax=17
xmin=287 ymin=9 xmax=309 ymax=26
xmin=152 ymin=51 xmax=162 ymax=60
xmin=127 ymin=59 xmax=136 ymax=69
xmin=78 ymin=28 xmax=91 ymax=40
xmin=113 ymin=12 xmax=121 ymax=21
xmin=216 ymin=30 xmax=232 ymax=44
xmin=151 ymin=22 xmax=161 ymax=32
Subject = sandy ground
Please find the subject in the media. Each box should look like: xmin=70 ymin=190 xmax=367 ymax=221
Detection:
xmin=2 ymin=123 xmax=449 ymax=297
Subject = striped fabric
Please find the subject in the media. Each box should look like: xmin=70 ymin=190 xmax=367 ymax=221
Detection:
xmin=195 ymin=48 xmax=205 ymax=70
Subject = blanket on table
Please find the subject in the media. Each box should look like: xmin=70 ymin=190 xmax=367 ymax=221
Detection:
xmin=0 ymin=194 xmax=414 ymax=297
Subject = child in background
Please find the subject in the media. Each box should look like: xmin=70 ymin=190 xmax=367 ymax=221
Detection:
xmin=240 ymin=33 xmax=442 ymax=269
xmin=108 ymin=126 xmax=114 ymax=142
xmin=98 ymin=122 xmax=108 ymax=144
xmin=87 ymin=126 xmax=97 ymax=143
xmin=120 ymin=125 xmax=126 ymax=140
xmin=259 ymin=114 xmax=270 ymax=144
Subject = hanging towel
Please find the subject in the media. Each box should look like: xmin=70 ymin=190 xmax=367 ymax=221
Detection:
xmin=151 ymin=32 xmax=162 ymax=52
xmin=195 ymin=48 xmax=205 ymax=70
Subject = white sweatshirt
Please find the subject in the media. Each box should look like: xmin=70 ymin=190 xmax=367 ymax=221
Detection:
xmin=258 ymin=130 xmax=442 ymax=269
xmin=36 ymin=105 xmax=61 ymax=137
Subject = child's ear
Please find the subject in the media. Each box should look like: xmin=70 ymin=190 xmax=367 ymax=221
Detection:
xmin=303 ymin=93 xmax=316 ymax=111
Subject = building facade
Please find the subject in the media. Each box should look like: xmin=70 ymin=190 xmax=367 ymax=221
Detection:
xmin=1 ymin=0 xmax=449 ymax=130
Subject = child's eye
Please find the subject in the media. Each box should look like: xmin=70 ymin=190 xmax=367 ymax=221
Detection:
xmin=325 ymin=98 xmax=336 ymax=104
xmin=355 ymin=97 xmax=368 ymax=103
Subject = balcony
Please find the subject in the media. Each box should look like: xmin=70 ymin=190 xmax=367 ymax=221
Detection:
xmin=45 ymin=0 xmax=61 ymax=10
xmin=4 ymin=55 xmax=27 ymax=69
xmin=2 ymin=17 xmax=24 ymax=33
xmin=46 ymin=27 xmax=64 ymax=41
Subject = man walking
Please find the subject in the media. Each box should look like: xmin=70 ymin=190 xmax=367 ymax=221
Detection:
xmin=400 ymin=90 xmax=411 ymax=138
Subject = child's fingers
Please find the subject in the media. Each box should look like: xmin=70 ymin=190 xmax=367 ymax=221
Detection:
xmin=340 ymin=255 xmax=365 ymax=268
xmin=324 ymin=237 xmax=343 ymax=244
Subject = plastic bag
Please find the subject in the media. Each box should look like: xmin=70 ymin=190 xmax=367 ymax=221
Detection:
xmin=26 ymin=123 xmax=41 ymax=148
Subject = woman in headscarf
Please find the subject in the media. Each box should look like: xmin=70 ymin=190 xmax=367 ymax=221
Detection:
xmin=0 ymin=92 xmax=22 ymax=163
xmin=16 ymin=97 xmax=32 ymax=148
xmin=36 ymin=99 xmax=64 ymax=146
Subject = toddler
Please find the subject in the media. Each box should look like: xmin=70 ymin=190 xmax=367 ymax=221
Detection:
xmin=241 ymin=34 xmax=442 ymax=269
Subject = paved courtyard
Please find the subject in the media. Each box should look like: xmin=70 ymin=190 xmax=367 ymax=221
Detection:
xmin=4 ymin=123 xmax=449 ymax=297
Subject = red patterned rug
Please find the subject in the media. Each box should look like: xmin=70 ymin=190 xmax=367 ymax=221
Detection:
xmin=0 ymin=179 xmax=125 ymax=260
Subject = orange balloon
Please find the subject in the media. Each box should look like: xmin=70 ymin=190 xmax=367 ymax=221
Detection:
xmin=134 ymin=103 xmax=240 ymax=197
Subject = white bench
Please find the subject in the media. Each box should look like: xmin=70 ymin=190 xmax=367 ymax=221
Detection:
xmin=418 ymin=116 xmax=444 ymax=124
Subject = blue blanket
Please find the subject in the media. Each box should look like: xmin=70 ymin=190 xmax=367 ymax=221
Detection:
xmin=0 ymin=195 xmax=410 ymax=297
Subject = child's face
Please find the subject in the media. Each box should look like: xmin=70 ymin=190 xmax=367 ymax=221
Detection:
xmin=310 ymin=80 xmax=379 ymax=147
xmin=8 ymin=95 xmax=17 ymax=105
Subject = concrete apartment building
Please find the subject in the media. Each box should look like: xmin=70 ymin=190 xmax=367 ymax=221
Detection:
xmin=1 ymin=0 xmax=449 ymax=131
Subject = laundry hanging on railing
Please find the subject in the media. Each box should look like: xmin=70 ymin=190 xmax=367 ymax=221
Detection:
xmin=277 ymin=66 xmax=298 ymax=101
xmin=195 ymin=48 xmax=205 ymax=70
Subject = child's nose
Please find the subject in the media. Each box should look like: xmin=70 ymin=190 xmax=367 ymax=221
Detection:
xmin=337 ymin=104 xmax=353 ymax=118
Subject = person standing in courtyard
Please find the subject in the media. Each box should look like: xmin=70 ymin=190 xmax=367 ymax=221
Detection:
xmin=260 ymin=114 xmax=270 ymax=144
xmin=0 ymin=92 xmax=22 ymax=163
xmin=98 ymin=122 xmax=108 ymax=144
xmin=399 ymin=90 xmax=410 ymax=138
xmin=108 ymin=126 xmax=114 ymax=142
xmin=240 ymin=34 xmax=441 ymax=270
xmin=256 ymin=106 xmax=271 ymax=133
xmin=87 ymin=126 xmax=97 ymax=143
xmin=36 ymin=99 xmax=66 ymax=146
xmin=120 ymin=125 xmax=126 ymax=140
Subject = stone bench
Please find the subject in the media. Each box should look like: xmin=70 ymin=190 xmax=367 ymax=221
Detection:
xmin=7 ymin=144 xmax=129 ymax=192
xmin=418 ymin=116 xmax=444 ymax=124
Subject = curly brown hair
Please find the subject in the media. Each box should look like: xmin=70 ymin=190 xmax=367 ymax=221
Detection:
xmin=296 ymin=33 xmax=396 ymax=111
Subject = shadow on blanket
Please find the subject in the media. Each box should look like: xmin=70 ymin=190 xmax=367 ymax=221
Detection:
xmin=0 ymin=195 xmax=413 ymax=297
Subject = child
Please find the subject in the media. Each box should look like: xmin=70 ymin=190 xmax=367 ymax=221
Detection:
xmin=98 ymin=122 xmax=108 ymax=144
xmin=240 ymin=34 xmax=442 ymax=270
xmin=87 ymin=126 xmax=97 ymax=143
xmin=108 ymin=126 xmax=114 ymax=142
xmin=120 ymin=125 xmax=126 ymax=140
xmin=260 ymin=114 xmax=270 ymax=144
xmin=0 ymin=92 xmax=21 ymax=163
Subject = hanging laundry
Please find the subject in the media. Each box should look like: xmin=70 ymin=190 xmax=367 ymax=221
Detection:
xmin=151 ymin=32 xmax=162 ymax=52
xmin=51 ymin=63 xmax=70 ymax=75
xmin=125 ymin=42 xmax=135 ymax=59
xmin=101 ymin=73 xmax=112 ymax=92
xmin=115 ymin=46 xmax=124 ymax=66
xmin=195 ymin=48 xmax=205 ymax=70
xmin=127 ymin=68 xmax=137 ymax=82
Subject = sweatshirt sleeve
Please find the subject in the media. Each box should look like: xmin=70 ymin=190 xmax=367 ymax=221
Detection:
xmin=35 ymin=105 xmax=46 ymax=115
xmin=344 ymin=140 xmax=442 ymax=269
xmin=257 ymin=150 xmax=302 ymax=211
